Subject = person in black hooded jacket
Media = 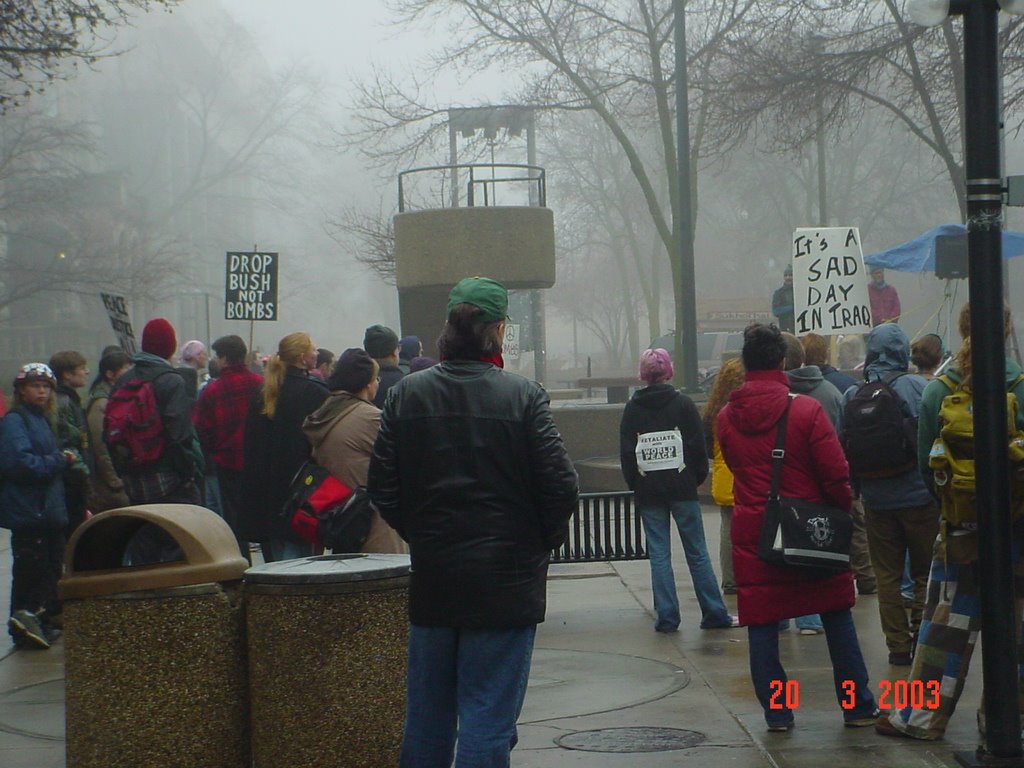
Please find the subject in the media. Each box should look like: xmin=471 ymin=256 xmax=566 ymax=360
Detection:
xmin=620 ymin=348 xmax=736 ymax=633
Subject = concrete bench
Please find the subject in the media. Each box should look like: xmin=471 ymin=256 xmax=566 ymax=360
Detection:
xmin=547 ymin=388 xmax=585 ymax=401
xmin=577 ymin=377 xmax=639 ymax=404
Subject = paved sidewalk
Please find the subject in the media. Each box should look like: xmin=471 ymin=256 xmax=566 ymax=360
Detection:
xmin=0 ymin=507 xmax=988 ymax=766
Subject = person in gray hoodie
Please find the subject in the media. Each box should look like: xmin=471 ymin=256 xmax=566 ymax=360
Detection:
xmin=782 ymin=333 xmax=844 ymax=430
xmin=841 ymin=323 xmax=937 ymax=667
xmin=779 ymin=333 xmax=846 ymax=635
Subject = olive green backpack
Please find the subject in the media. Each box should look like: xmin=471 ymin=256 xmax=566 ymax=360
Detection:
xmin=928 ymin=374 xmax=1024 ymax=526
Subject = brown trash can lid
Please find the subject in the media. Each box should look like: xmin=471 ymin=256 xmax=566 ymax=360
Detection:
xmin=59 ymin=504 xmax=250 ymax=600
xmin=243 ymin=553 xmax=411 ymax=585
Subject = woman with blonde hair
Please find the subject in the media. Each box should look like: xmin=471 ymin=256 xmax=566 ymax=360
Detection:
xmin=242 ymin=332 xmax=327 ymax=561
xmin=702 ymin=358 xmax=746 ymax=594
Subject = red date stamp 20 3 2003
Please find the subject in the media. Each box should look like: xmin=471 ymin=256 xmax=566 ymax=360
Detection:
xmin=769 ymin=679 xmax=941 ymax=710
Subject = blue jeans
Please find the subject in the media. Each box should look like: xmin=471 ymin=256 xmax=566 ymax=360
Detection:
xmin=796 ymin=614 xmax=823 ymax=631
xmin=203 ymin=470 xmax=223 ymax=518
xmin=639 ymin=500 xmax=730 ymax=630
xmin=263 ymin=538 xmax=311 ymax=562
xmin=400 ymin=624 xmax=536 ymax=768
xmin=749 ymin=608 xmax=876 ymax=727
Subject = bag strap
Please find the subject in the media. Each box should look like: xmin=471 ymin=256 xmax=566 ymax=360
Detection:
xmin=881 ymin=371 xmax=908 ymax=386
xmin=769 ymin=394 xmax=797 ymax=502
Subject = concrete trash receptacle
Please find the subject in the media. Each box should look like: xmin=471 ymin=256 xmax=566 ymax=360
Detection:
xmin=244 ymin=553 xmax=411 ymax=768
xmin=59 ymin=504 xmax=250 ymax=768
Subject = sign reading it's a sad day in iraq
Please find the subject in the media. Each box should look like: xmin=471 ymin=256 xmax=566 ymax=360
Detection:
xmin=792 ymin=227 xmax=872 ymax=335
xmin=225 ymin=251 xmax=278 ymax=321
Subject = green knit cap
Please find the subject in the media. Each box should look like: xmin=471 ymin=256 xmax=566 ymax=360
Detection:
xmin=446 ymin=277 xmax=508 ymax=323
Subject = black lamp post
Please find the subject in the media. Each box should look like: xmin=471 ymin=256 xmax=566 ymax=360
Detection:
xmin=909 ymin=0 xmax=1022 ymax=763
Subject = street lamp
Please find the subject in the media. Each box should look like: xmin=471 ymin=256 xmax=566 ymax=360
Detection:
xmin=907 ymin=0 xmax=1024 ymax=763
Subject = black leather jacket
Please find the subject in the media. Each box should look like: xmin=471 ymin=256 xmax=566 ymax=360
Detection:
xmin=368 ymin=361 xmax=579 ymax=629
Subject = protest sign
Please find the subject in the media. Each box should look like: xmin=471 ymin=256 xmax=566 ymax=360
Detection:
xmin=792 ymin=227 xmax=872 ymax=335
xmin=635 ymin=429 xmax=685 ymax=475
xmin=502 ymin=323 xmax=521 ymax=360
xmin=225 ymin=251 xmax=278 ymax=321
xmin=100 ymin=293 xmax=137 ymax=354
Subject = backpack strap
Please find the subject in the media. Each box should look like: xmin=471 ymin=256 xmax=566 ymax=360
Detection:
xmin=768 ymin=394 xmax=797 ymax=502
xmin=882 ymin=371 xmax=909 ymax=386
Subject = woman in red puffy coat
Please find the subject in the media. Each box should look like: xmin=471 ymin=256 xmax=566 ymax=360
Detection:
xmin=717 ymin=324 xmax=877 ymax=732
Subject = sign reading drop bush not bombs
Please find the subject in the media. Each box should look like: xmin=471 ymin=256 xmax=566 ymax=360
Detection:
xmin=792 ymin=227 xmax=872 ymax=336
xmin=225 ymin=251 xmax=278 ymax=321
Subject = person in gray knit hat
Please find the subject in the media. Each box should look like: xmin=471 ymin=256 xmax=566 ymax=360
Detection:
xmin=363 ymin=324 xmax=403 ymax=408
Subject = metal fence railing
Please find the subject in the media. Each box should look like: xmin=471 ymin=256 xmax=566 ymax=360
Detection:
xmin=397 ymin=163 xmax=546 ymax=212
xmin=551 ymin=491 xmax=648 ymax=564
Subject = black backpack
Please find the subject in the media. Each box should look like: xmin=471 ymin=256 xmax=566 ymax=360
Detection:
xmin=841 ymin=373 xmax=917 ymax=479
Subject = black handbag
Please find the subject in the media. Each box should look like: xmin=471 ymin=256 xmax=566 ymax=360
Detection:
xmin=757 ymin=395 xmax=853 ymax=574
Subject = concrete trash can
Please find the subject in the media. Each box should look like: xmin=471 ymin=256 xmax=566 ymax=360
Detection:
xmin=244 ymin=553 xmax=411 ymax=768
xmin=59 ymin=504 xmax=251 ymax=768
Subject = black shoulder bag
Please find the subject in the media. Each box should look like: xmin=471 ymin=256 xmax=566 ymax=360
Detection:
xmin=757 ymin=395 xmax=853 ymax=575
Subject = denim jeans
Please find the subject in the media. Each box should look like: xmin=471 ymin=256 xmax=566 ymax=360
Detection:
xmin=399 ymin=624 xmax=536 ymax=768
xmin=778 ymin=616 xmax=824 ymax=631
xmin=749 ymin=608 xmax=876 ymax=727
xmin=639 ymin=500 xmax=730 ymax=630
xmin=263 ymin=538 xmax=311 ymax=563
xmin=795 ymin=614 xmax=823 ymax=631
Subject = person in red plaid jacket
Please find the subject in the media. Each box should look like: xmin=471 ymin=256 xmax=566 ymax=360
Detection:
xmin=193 ymin=335 xmax=263 ymax=558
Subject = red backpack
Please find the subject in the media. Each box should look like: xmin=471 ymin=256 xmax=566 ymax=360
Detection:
xmin=281 ymin=460 xmax=374 ymax=551
xmin=103 ymin=375 xmax=169 ymax=471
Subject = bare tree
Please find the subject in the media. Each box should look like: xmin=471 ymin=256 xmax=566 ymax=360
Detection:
xmin=545 ymin=110 xmax=670 ymax=350
xmin=325 ymin=203 xmax=397 ymax=283
xmin=0 ymin=6 xmax=324 ymax=319
xmin=0 ymin=117 xmax=179 ymax=315
xmin=0 ymin=0 xmax=181 ymax=109
xmin=712 ymin=0 xmax=1024 ymax=219
xmin=344 ymin=0 xmax=759 ymax=357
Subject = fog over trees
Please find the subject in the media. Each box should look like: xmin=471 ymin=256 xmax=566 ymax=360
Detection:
xmin=1 ymin=1 xmax=1023 ymax=376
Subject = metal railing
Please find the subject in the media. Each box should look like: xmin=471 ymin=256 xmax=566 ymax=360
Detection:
xmin=551 ymin=491 xmax=648 ymax=564
xmin=397 ymin=163 xmax=546 ymax=212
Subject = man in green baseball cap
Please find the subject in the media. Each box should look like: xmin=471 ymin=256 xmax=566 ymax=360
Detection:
xmin=368 ymin=273 xmax=578 ymax=766
xmin=446 ymin=276 xmax=508 ymax=323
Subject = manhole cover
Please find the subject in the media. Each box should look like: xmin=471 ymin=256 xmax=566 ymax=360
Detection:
xmin=557 ymin=726 xmax=706 ymax=753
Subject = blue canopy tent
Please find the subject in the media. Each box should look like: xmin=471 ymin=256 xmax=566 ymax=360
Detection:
xmin=863 ymin=224 xmax=1024 ymax=365
xmin=864 ymin=223 xmax=1024 ymax=272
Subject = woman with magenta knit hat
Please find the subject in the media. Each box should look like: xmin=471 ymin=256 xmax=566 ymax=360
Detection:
xmin=619 ymin=348 xmax=737 ymax=632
